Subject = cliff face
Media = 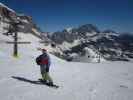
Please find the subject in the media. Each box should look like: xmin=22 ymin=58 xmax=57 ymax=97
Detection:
xmin=0 ymin=3 xmax=41 ymax=38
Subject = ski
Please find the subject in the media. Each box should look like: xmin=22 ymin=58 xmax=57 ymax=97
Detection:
xmin=38 ymin=79 xmax=59 ymax=89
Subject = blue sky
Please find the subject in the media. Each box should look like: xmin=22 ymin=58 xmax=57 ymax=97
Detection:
xmin=0 ymin=0 xmax=133 ymax=33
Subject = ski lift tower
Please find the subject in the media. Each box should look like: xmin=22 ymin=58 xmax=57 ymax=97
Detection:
xmin=4 ymin=18 xmax=31 ymax=57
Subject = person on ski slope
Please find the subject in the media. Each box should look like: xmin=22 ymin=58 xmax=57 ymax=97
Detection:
xmin=37 ymin=48 xmax=53 ymax=85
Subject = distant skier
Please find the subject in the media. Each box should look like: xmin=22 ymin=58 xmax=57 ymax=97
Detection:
xmin=36 ymin=48 xmax=53 ymax=85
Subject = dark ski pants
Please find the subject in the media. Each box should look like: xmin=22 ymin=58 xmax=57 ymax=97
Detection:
xmin=40 ymin=65 xmax=53 ymax=83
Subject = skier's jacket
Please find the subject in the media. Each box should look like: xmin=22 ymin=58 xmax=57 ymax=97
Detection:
xmin=36 ymin=52 xmax=51 ymax=66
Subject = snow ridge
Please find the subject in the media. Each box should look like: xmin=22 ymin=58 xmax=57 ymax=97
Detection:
xmin=0 ymin=2 xmax=15 ymax=12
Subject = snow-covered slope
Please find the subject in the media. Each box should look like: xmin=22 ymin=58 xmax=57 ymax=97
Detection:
xmin=1 ymin=39 xmax=133 ymax=100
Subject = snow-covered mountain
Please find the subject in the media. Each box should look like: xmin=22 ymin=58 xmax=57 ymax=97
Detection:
xmin=0 ymin=2 xmax=64 ymax=58
xmin=50 ymin=24 xmax=133 ymax=62
xmin=51 ymin=24 xmax=100 ymax=44
xmin=0 ymin=3 xmax=42 ymax=38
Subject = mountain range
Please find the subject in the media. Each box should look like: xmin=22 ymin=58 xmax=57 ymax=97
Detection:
xmin=1 ymin=2 xmax=133 ymax=63
xmin=49 ymin=24 xmax=133 ymax=62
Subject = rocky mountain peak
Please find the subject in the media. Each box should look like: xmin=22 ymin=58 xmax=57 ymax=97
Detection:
xmin=77 ymin=24 xmax=100 ymax=33
xmin=0 ymin=3 xmax=41 ymax=38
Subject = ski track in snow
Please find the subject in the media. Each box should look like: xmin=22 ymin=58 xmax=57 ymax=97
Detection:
xmin=0 ymin=32 xmax=133 ymax=100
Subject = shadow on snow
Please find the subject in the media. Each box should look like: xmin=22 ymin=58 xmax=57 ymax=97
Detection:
xmin=11 ymin=76 xmax=43 ymax=85
xmin=11 ymin=76 xmax=59 ymax=88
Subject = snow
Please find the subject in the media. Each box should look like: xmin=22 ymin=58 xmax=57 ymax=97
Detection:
xmin=0 ymin=2 xmax=15 ymax=13
xmin=31 ymin=28 xmax=41 ymax=36
xmin=65 ymin=27 xmax=73 ymax=33
xmin=83 ymin=47 xmax=105 ymax=62
xmin=0 ymin=19 xmax=10 ymax=34
xmin=100 ymin=32 xmax=119 ymax=39
xmin=0 ymin=28 xmax=133 ymax=100
xmin=69 ymin=47 xmax=106 ymax=63
xmin=86 ymin=32 xmax=97 ymax=37
xmin=21 ymin=19 xmax=29 ymax=23
xmin=59 ymin=39 xmax=81 ymax=50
